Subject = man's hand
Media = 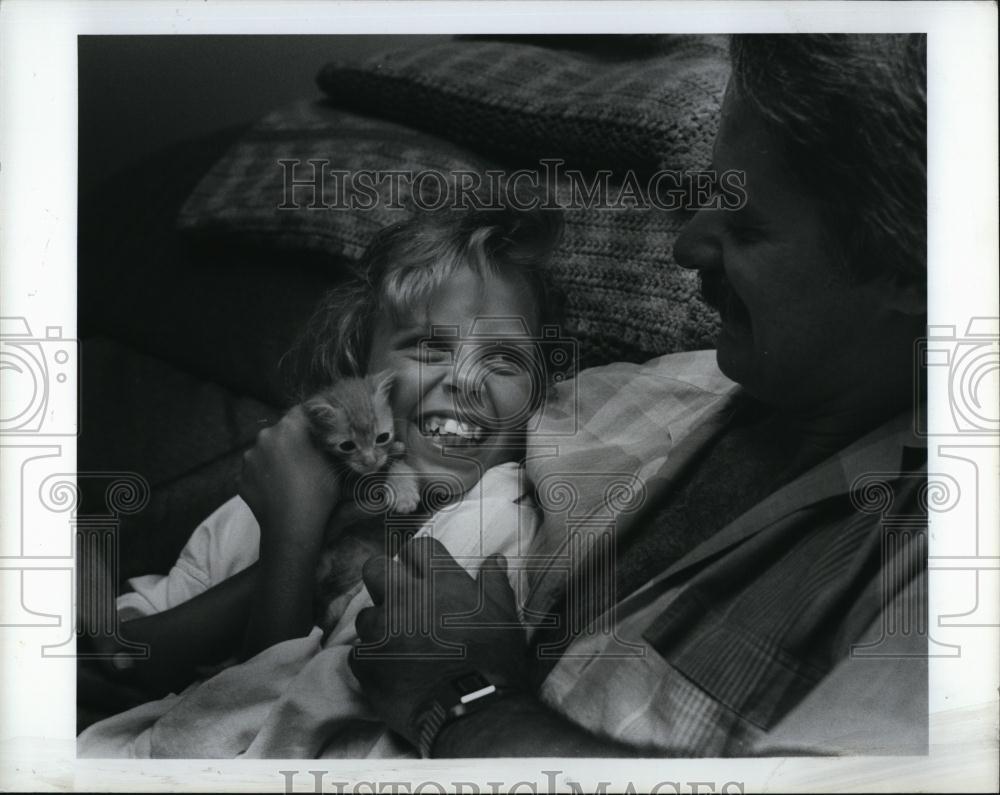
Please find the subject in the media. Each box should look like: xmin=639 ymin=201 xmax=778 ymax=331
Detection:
xmin=349 ymin=537 xmax=529 ymax=747
xmin=239 ymin=405 xmax=341 ymax=537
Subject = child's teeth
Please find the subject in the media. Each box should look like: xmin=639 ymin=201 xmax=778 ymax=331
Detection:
xmin=421 ymin=415 xmax=485 ymax=441
xmin=461 ymin=424 xmax=484 ymax=441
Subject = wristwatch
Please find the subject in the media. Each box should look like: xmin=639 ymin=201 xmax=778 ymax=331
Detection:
xmin=412 ymin=671 xmax=510 ymax=758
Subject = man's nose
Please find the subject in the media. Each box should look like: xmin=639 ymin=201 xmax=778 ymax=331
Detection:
xmin=672 ymin=209 xmax=723 ymax=271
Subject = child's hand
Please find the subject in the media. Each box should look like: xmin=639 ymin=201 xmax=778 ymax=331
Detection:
xmin=240 ymin=408 xmax=339 ymax=653
xmin=239 ymin=406 xmax=342 ymax=539
xmin=84 ymin=630 xmax=140 ymax=678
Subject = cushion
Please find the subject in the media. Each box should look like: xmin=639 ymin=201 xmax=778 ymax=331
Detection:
xmin=178 ymin=99 xmax=720 ymax=367
xmin=316 ymin=35 xmax=729 ymax=176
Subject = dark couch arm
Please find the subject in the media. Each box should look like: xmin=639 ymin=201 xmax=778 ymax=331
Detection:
xmin=79 ymin=125 xmax=351 ymax=409
xmin=77 ymin=127 xmax=354 ymax=582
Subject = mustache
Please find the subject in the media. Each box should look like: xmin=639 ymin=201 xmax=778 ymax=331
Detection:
xmin=698 ymin=272 xmax=734 ymax=312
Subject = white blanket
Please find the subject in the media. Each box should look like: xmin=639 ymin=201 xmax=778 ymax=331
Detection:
xmin=78 ymin=462 xmax=537 ymax=758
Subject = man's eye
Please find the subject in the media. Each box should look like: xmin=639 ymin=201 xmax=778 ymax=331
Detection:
xmin=338 ymin=441 xmax=357 ymax=453
xmin=375 ymin=432 xmax=391 ymax=444
xmin=728 ymin=224 xmax=764 ymax=244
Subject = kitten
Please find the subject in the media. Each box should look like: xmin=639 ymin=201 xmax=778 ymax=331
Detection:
xmin=302 ymin=371 xmax=421 ymax=510
xmin=302 ymin=371 xmax=421 ymax=633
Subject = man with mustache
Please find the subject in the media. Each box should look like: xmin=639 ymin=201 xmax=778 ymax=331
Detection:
xmin=351 ymin=34 xmax=929 ymax=757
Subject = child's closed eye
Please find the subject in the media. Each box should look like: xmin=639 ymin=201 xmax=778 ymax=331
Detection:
xmin=411 ymin=343 xmax=452 ymax=365
xmin=479 ymin=348 xmax=531 ymax=376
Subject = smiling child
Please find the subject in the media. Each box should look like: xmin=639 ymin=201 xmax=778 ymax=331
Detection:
xmin=78 ymin=206 xmax=568 ymax=758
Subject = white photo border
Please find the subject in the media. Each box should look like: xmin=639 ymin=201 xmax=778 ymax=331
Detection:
xmin=0 ymin=0 xmax=997 ymax=791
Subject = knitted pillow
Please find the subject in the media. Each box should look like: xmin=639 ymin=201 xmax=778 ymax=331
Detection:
xmin=178 ymin=99 xmax=719 ymax=367
xmin=316 ymin=35 xmax=729 ymax=176
xmin=178 ymin=100 xmax=494 ymax=261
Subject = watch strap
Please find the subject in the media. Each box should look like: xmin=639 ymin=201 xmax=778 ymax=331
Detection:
xmin=413 ymin=672 xmax=510 ymax=758
xmin=415 ymin=701 xmax=449 ymax=758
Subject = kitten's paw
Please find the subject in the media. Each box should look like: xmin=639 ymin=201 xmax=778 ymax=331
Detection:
xmin=390 ymin=478 xmax=421 ymax=514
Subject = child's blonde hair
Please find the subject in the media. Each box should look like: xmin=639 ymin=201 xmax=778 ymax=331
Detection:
xmin=289 ymin=206 xmax=565 ymax=397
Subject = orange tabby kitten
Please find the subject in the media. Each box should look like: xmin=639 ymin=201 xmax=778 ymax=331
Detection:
xmin=302 ymin=372 xmax=421 ymax=632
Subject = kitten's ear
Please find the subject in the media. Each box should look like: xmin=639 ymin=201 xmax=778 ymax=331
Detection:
xmin=303 ymin=396 xmax=342 ymax=429
xmin=371 ymin=369 xmax=395 ymax=402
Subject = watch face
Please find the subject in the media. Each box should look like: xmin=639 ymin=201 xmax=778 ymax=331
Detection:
xmin=452 ymin=672 xmax=498 ymax=704
xmin=454 ymin=672 xmax=490 ymax=695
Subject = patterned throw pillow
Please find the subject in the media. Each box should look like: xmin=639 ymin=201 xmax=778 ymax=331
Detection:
xmin=316 ymin=35 xmax=729 ymax=177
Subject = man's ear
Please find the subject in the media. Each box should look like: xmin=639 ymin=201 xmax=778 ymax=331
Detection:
xmin=876 ymin=269 xmax=927 ymax=318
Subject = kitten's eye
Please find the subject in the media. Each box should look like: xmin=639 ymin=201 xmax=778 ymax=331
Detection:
xmin=338 ymin=441 xmax=357 ymax=453
xmin=375 ymin=432 xmax=392 ymax=445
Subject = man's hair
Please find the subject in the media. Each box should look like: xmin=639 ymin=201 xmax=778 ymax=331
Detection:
xmin=289 ymin=207 xmax=565 ymax=396
xmin=729 ymin=34 xmax=927 ymax=286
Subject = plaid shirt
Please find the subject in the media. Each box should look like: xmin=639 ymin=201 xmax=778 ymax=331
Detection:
xmin=523 ymin=351 xmax=927 ymax=756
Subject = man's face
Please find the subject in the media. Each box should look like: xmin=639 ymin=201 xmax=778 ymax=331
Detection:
xmin=367 ymin=265 xmax=543 ymax=499
xmin=673 ymin=85 xmax=899 ymax=414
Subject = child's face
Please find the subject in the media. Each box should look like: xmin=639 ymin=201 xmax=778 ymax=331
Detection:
xmin=367 ymin=266 xmax=544 ymax=499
